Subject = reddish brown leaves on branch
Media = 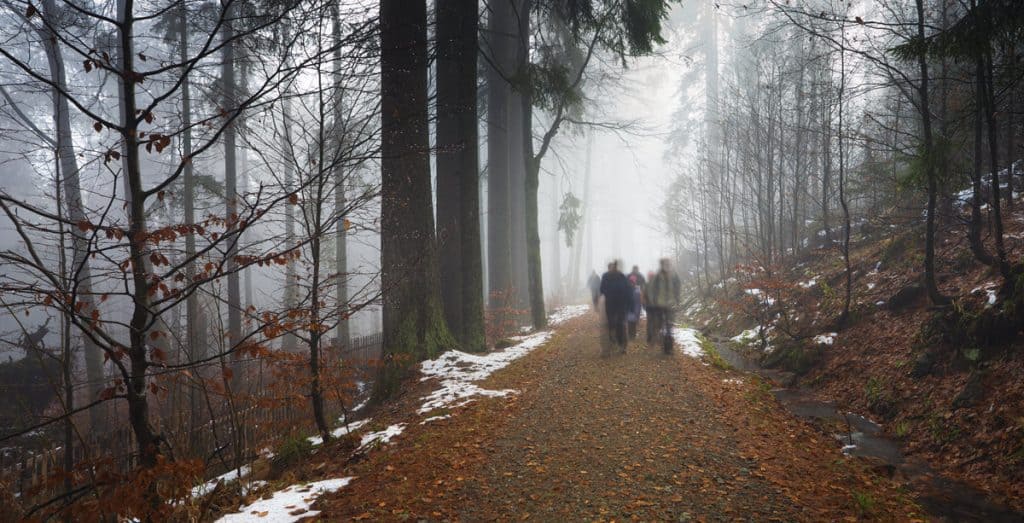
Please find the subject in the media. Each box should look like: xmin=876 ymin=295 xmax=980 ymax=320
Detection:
xmin=144 ymin=134 xmax=171 ymax=154
xmin=150 ymin=346 xmax=166 ymax=363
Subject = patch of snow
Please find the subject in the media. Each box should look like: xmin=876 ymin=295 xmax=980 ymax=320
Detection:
xmin=417 ymin=331 xmax=552 ymax=414
xmin=813 ymin=333 xmax=837 ymax=346
xmin=744 ymin=288 xmax=776 ymax=306
xmin=216 ymin=477 xmax=353 ymax=523
xmin=798 ymin=277 xmax=818 ymax=289
xmin=192 ymin=466 xmax=250 ymax=498
xmin=307 ymin=418 xmax=371 ymax=447
xmin=421 ymin=414 xmax=451 ymax=424
xmin=730 ymin=328 xmax=761 ymax=345
xmin=673 ymin=328 xmax=705 ymax=358
xmin=722 ymin=378 xmax=744 ymax=385
xmin=987 ymin=289 xmax=998 ymax=307
xmin=359 ymin=423 xmax=405 ymax=450
xmin=685 ymin=301 xmax=703 ymax=316
xmin=351 ymin=399 xmax=369 ymax=412
xmin=876 ymin=301 xmax=886 ymax=307
xmin=840 ymin=444 xmax=857 ymax=455
xmin=241 ymin=481 xmax=267 ymax=496
xmin=971 ymin=281 xmax=999 ymax=294
xmin=548 ymin=304 xmax=589 ymax=325
xmin=866 ymin=283 xmax=876 ymax=290
xmin=715 ymin=278 xmax=736 ymax=288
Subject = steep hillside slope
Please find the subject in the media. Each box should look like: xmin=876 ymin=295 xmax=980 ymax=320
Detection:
xmin=684 ymin=208 xmax=1024 ymax=511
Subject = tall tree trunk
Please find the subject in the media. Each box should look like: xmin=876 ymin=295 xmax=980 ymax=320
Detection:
xmin=517 ymin=0 xmax=546 ymax=329
xmin=792 ymin=62 xmax=806 ymax=254
xmin=568 ymin=131 xmax=593 ymax=295
xmin=916 ymin=0 xmax=947 ymax=305
xmin=837 ymin=29 xmax=852 ymax=326
xmin=117 ymin=0 xmax=161 ymax=470
xmin=821 ymin=66 xmax=832 ymax=246
xmin=705 ymin=0 xmax=720 ymax=274
xmin=776 ymin=89 xmax=786 ymax=258
xmin=222 ymin=3 xmax=242 ymax=365
xmin=378 ymin=0 xmax=455 ymax=398
xmin=241 ymin=145 xmax=253 ymax=311
xmin=764 ymin=99 xmax=775 ymax=263
xmin=549 ymin=175 xmax=562 ymax=300
xmin=1007 ymin=41 xmax=1017 ymax=210
xmin=437 ymin=0 xmax=483 ymax=351
xmin=486 ymin=0 xmax=514 ymax=310
xmin=310 ymin=90 xmax=331 ymax=439
xmin=308 ymin=243 xmax=330 ymax=439
xmin=980 ymin=13 xmax=1009 ymax=277
xmin=177 ymin=1 xmax=204 ymax=434
xmin=970 ymin=52 xmax=998 ymax=267
xmin=281 ymin=23 xmax=298 ymax=352
xmin=39 ymin=0 xmax=105 ymax=430
xmin=332 ymin=2 xmax=350 ymax=348
xmin=509 ymin=0 xmax=530 ymax=316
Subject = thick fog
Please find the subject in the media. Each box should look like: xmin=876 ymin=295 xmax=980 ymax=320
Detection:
xmin=0 ymin=2 xmax=701 ymax=359
xmin=4 ymin=0 xmax=973 ymax=514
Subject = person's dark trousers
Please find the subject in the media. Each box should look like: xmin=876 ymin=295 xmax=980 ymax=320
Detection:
xmin=607 ymin=310 xmax=627 ymax=352
xmin=646 ymin=307 xmax=673 ymax=351
xmin=660 ymin=308 xmax=674 ymax=353
xmin=646 ymin=307 xmax=661 ymax=343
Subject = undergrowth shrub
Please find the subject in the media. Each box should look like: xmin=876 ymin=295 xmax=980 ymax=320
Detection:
xmin=699 ymin=336 xmax=731 ymax=370
xmin=864 ymin=376 xmax=896 ymax=419
xmin=922 ymin=299 xmax=1020 ymax=358
xmin=852 ymin=490 xmax=877 ymax=517
xmin=762 ymin=339 xmax=821 ymax=375
xmin=271 ymin=435 xmax=314 ymax=474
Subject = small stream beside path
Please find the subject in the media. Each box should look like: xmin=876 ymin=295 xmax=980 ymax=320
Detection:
xmin=706 ymin=336 xmax=1023 ymax=522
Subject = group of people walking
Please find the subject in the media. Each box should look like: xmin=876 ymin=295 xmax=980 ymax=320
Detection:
xmin=587 ymin=258 xmax=681 ymax=354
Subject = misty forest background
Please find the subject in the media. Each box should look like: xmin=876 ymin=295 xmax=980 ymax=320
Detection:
xmin=0 ymin=0 xmax=1022 ymax=518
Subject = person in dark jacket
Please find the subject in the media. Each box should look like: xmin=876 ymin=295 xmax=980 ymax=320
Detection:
xmin=587 ymin=270 xmax=601 ymax=310
xmin=627 ymin=274 xmax=643 ymax=339
xmin=629 ymin=265 xmax=647 ymax=291
xmin=600 ymin=261 xmax=632 ymax=353
xmin=644 ymin=270 xmax=657 ymax=342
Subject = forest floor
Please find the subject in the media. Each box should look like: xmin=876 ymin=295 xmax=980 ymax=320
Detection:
xmin=293 ymin=312 xmax=920 ymax=521
xmin=681 ymin=210 xmax=1024 ymax=514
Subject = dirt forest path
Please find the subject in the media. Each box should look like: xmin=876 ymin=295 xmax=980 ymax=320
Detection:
xmin=315 ymin=313 xmax=920 ymax=521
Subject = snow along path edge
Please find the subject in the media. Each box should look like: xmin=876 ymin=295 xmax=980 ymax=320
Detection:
xmin=215 ymin=477 xmax=354 ymax=523
xmin=213 ymin=305 xmax=589 ymax=520
xmin=416 ymin=305 xmax=588 ymax=415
